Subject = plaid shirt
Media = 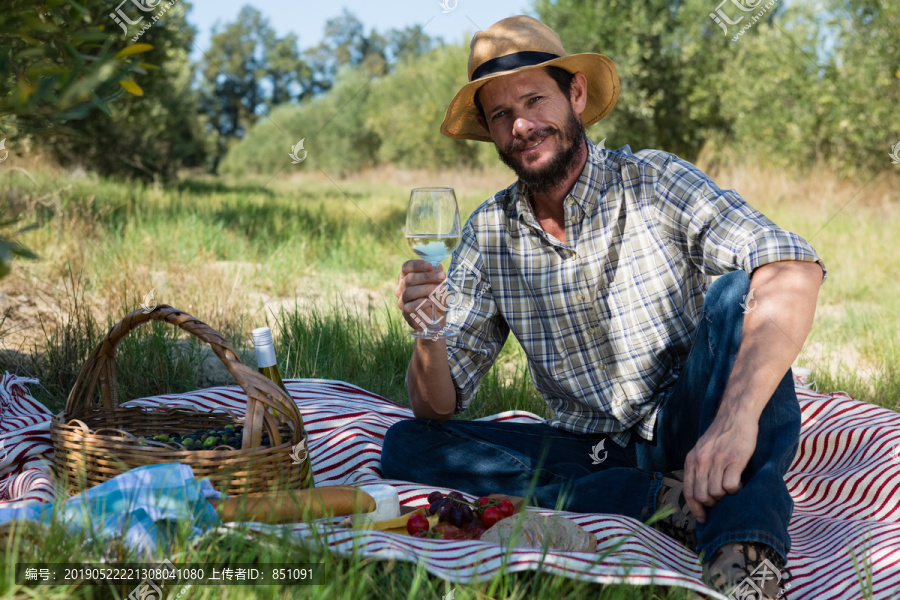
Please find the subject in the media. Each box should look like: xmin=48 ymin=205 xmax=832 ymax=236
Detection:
xmin=445 ymin=138 xmax=825 ymax=447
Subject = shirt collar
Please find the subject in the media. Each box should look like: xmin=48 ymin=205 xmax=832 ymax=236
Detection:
xmin=510 ymin=137 xmax=608 ymax=221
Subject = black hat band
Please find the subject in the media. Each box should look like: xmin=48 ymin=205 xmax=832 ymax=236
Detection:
xmin=471 ymin=51 xmax=562 ymax=82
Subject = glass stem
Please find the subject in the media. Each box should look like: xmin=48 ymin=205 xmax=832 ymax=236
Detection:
xmin=430 ymin=261 xmax=442 ymax=333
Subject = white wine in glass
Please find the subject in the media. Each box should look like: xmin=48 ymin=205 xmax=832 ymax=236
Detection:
xmin=405 ymin=187 xmax=462 ymax=340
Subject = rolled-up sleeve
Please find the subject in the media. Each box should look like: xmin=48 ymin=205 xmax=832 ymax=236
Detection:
xmin=444 ymin=221 xmax=509 ymax=414
xmin=654 ymin=155 xmax=826 ymax=280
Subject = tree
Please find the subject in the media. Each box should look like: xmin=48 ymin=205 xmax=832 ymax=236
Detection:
xmin=538 ymin=0 xmax=897 ymax=175
xmin=711 ymin=2 xmax=835 ymax=171
xmin=306 ymin=10 xmax=386 ymax=81
xmin=367 ymin=44 xmax=486 ymax=169
xmin=536 ymin=0 xmax=752 ymax=158
xmin=268 ymin=33 xmax=311 ymax=106
xmin=38 ymin=1 xmax=208 ymax=180
xmin=0 ymin=0 xmax=153 ymax=134
xmin=302 ymin=11 xmax=436 ymax=96
xmin=820 ymin=0 xmax=900 ymax=174
xmin=219 ymin=67 xmax=381 ymax=177
xmin=198 ymin=5 xmax=308 ymax=173
xmin=0 ymin=0 xmax=174 ymax=275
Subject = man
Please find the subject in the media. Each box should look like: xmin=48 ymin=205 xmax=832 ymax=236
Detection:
xmin=381 ymin=15 xmax=824 ymax=598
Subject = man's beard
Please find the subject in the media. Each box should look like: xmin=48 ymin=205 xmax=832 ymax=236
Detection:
xmin=495 ymin=108 xmax=587 ymax=194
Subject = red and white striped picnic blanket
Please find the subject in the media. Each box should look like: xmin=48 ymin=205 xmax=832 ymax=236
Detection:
xmin=1 ymin=372 xmax=899 ymax=599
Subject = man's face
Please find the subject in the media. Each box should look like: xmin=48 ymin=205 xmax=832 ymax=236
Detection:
xmin=477 ymin=69 xmax=587 ymax=193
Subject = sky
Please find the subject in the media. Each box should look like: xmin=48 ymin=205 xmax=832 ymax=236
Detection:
xmin=186 ymin=0 xmax=532 ymax=57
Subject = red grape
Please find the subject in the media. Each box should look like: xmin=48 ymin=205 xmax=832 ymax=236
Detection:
xmin=458 ymin=504 xmax=474 ymax=524
xmin=436 ymin=498 xmax=454 ymax=522
xmin=448 ymin=505 xmax=464 ymax=527
xmin=427 ymin=491 xmax=443 ymax=504
xmin=407 ymin=514 xmax=430 ymax=535
xmin=448 ymin=491 xmax=464 ymax=502
xmin=481 ymin=506 xmax=503 ymax=528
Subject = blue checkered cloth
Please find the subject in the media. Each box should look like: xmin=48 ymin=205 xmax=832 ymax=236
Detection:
xmin=445 ymin=138 xmax=826 ymax=447
xmin=0 ymin=463 xmax=220 ymax=557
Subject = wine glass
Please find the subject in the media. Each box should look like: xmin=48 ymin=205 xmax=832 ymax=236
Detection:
xmin=405 ymin=187 xmax=462 ymax=340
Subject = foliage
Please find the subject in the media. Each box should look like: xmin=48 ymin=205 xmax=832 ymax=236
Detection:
xmin=303 ymin=8 xmax=390 ymax=85
xmin=222 ymin=44 xmax=495 ymax=176
xmin=711 ymin=3 xmax=832 ymax=171
xmin=303 ymin=9 xmax=437 ymax=92
xmin=47 ymin=1 xmax=207 ymax=181
xmin=711 ymin=0 xmax=900 ymax=177
xmin=818 ymin=0 xmax=900 ymax=175
xmin=204 ymin=7 xmax=438 ymax=174
xmin=4 ymin=1 xmax=899 ymax=179
xmin=535 ymin=0 xmax=743 ymax=159
xmin=0 ymin=0 xmax=207 ymax=181
xmin=0 ymin=0 xmax=149 ymax=132
xmin=366 ymin=44 xmax=488 ymax=170
xmin=198 ymin=5 xmax=310 ymax=173
xmin=219 ymin=67 xmax=382 ymax=176
xmin=537 ymin=0 xmax=899 ymax=176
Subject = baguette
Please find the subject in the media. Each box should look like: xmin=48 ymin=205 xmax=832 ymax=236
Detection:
xmin=209 ymin=485 xmax=376 ymax=523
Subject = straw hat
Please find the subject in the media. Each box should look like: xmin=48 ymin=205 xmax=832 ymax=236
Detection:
xmin=440 ymin=15 xmax=620 ymax=143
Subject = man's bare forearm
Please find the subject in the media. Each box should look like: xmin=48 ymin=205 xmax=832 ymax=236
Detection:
xmin=407 ymin=339 xmax=457 ymax=419
xmin=719 ymin=260 xmax=823 ymax=420
xmin=683 ymin=260 xmax=823 ymax=519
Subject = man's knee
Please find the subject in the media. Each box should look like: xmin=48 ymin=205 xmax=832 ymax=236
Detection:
xmin=705 ymin=270 xmax=751 ymax=315
xmin=693 ymin=270 xmax=753 ymax=361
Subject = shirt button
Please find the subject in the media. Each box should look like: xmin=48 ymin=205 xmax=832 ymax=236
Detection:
xmin=587 ymin=327 xmax=594 ymax=335
xmin=566 ymin=198 xmax=574 ymax=206
xmin=597 ymin=363 xmax=606 ymax=370
xmin=570 ymin=215 xmax=578 ymax=223
xmin=614 ymin=398 xmax=622 ymax=406
xmin=576 ymin=293 xmax=585 ymax=301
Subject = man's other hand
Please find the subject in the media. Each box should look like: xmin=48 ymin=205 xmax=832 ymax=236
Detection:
xmin=683 ymin=413 xmax=758 ymax=524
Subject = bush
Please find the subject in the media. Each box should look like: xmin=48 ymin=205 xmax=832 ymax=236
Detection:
xmin=367 ymin=44 xmax=485 ymax=169
xmin=221 ymin=44 xmax=501 ymax=176
xmin=220 ymin=68 xmax=380 ymax=177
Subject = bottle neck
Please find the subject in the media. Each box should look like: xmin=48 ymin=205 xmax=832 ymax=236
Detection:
xmin=255 ymin=343 xmax=277 ymax=368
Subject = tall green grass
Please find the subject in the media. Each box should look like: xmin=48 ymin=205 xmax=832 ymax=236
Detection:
xmin=269 ymin=302 xmax=549 ymax=419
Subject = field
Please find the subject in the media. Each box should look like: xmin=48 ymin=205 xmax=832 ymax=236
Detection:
xmin=0 ymin=157 xmax=898 ymax=599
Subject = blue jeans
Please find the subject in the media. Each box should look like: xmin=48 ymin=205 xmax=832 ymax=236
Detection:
xmin=381 ymin=271 xmax=801 ymax=563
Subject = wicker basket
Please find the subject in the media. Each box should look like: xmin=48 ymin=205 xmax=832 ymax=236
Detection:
xmin=50 ymin=305 xmax=311 ymax=496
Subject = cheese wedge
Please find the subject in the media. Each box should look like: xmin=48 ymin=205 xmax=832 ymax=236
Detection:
xmin=358 ymin=507 xmax=439 ymax=532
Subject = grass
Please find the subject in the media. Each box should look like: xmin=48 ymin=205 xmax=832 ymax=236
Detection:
xmin=710 ymin=160 xmax=900 ymax=408
xmin=0 ymin=506 xmax=693 ymax=600
xmin=0 ymin=159 xmax=897 ymax=599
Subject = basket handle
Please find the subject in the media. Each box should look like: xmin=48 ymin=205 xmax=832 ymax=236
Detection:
xmin=65 ymin=305 xmax=304 ymax=448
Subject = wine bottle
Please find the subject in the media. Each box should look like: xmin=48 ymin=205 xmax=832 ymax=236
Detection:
xmin=252 ymin=326 xmax=314 ymax=488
